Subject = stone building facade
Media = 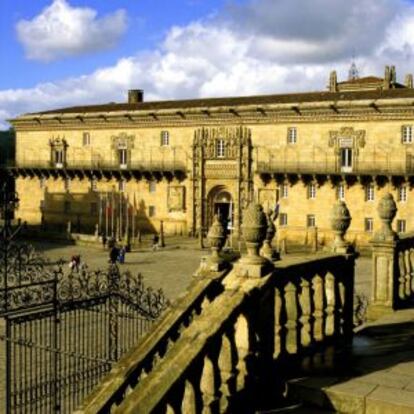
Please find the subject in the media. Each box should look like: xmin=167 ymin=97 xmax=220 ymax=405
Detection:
xmin=8 ymin=66 xmax=414 ymax=246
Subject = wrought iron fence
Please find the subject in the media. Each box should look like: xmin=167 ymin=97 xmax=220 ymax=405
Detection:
xmin=0 ymin=189 xmax=169 ymax=414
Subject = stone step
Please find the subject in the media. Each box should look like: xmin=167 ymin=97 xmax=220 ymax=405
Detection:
xmin=287 ymin=376 xmax=414 ymax=414
xmin=256 ymin=403 xmax=334 ymax=413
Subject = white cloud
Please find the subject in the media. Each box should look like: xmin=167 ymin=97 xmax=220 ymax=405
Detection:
xmin=16 ymin=0 xmax=127 ymax=62
xmin=3 ymin=0 xmax=414 ymax=130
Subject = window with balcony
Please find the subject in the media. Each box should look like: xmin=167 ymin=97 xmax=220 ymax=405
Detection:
xmin=340 ymin=148 xmax=353 ymax=172
xmin=287 ymin=127 xmax=297 ymax=144
xmin=307 ymin=214 xmax=316 ymax=228
xmin=83 ymin=132 xmax=91 ymax=146
xmin=365 ymin=184 xmax=375 ymax=201
xmin=39 ymin=177 xmax=46 ymax=189
xmin=161 ymin=130 xmax=170 ymax=146
xmin=402 ymin=125 xmax=413 ymax=144
xmin=118 ymin=149 xmax=128 ymax=168
xmin=91 ymin=178 xmax=97 ymax=192
xmin=364 ymin=217 xmax=373 ymax=232
xmin=398 ymin=186 xmax=407 ymax=202
xmin=54 ymin=149 xmax=64 ymax=168
xmin=119 ymin=180 xmax=125 ymax=192
xmin=216 ymin=139 xmax=225 ymax=158
xmin=397 ymin=219 xmax=407 ymax=233
xmin=308 ymin=183 xmax=316 ymax=199
xmin=337 ymin=184 xmax=345 ymax=200
xmin=279 ymin=213 xmax=288 ymax=226
xmin=149 ymin=205 xmax=156 ymax=217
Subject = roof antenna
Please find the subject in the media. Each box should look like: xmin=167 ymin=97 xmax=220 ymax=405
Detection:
xmin=348 ymin=51 xmax=359 ymax=81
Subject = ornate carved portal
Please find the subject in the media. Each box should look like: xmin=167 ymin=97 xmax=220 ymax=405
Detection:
xmin=192 ymin=126 xmax=253 ymax=238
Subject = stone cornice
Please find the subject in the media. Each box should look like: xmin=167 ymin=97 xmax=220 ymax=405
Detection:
xmin=10 ymin=100 xmax=414 ymax=131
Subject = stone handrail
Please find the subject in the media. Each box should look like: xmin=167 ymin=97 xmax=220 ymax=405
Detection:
xmin=78 ymin=252 xmax=355 ymax=413
xmin=77 ymin=266 xmax=230 ymax=413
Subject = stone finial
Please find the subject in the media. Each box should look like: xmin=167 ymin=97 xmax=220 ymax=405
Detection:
xmin=260 ymin=210 xmax=280 ymax=261
xmin=375 ymin=193 xmax=398 ymax=241
xmin=206 ymin=214 xmax=227 ymax=271
xmin=405 ymin=74 xmax=413 ymax=89
xmin=240 ymin=202 xmax=267 ymax=266
xmin=331 ymin=200 xmax=352 ymax=253
xmin=329 ymin=70 xmax=337 ymax=92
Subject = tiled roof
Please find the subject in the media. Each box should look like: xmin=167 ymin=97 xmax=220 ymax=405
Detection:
xmin=27 ymin=87 xmax=414 ymax=116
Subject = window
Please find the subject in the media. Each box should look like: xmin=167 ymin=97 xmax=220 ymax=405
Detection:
xmin=39 ymin=177 xmax=46 ymax=189
xmin=281 ymin=184 xmax=288 ymax=198
xmin=279 ymin=213 xmax=288 ymax=226
xmin=307 ymin=214 xmax=316 ymax=228
xmin=308 ymin=183 xmax=316 ymax=199
xmin=64 ymin=201 xmax=71 ymax=213
xmin=365 ymin=184 xmax=375 ymax=202
xmin=54 ymin=149 xmax=64 ymax=167
xmin=82 ymin=132 xmax=91 ymax=146
xmin=364 ymin=217 xmax=373 ymax=232
xmin=337 ymin=184 xmax=345 ymax=200
xmin=119 ymin=180 xmax=125 ymax=192
xmin=64 ymin=178 xmax=70 ymax=192
xmin=287 ymin=127 xmax=297 ymax=144
xmin=216 ymin=139 xmax=225 ymax=158
xmin=161 ymin=130 xmax=169 ymax=146
xmin=149 ymin=180 xmax=156 ymax=193
xmin=90 ymin=202 xmax=98 ymax=215
xmin=118 ymin=148 xmax=128 ymax=167
xmin=91 ymin=178 xmax=97 ymax=192
xmin=402 ymin=125 xmax=413 ymax=143
xmin=149 ymin=206 xmax=156 ymax=217
xmin=398 ymin=186 xmax=407 ymax=202
xmin=397 ymin=219 xmax=407 ymax=233
xmin=340 ymin=148 xmax=353 ymax=171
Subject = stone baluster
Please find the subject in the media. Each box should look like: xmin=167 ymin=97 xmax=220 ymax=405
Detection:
xmin=398 ymin=252 xmax=407 ymax=300
xmin=181 ymin=380 xmax=197 ymax=414
xmin=410 ymin=250 xmax=414 ymax=293
xmin=312 ymin=275 xmax=324 ymax=342
xmin=218 ymin=333 xmax=236 ymax=412
xmin=330 ymin=200 xmax=352 ymax=253
xmin=404 ymin=250 xmax=411 ymax=297
xmin=325 ymin=273 xmax=335 ymax=337
xmin=164 ymin=404 xmax=175 ymax=414
xmin=236 ymin=202 xmax=271 ymax=278
xmin=368 ymin=193 xmax=399 ymax=319
xmin=234 ymin=314 xmax=250 ymax=393
xmin=200 ymin=355 xmax=219 ymax=413
xmin=284 ymin=282 xmax=298 ymax=354
xmin=273 ymin=287 xmax=282 ymax=359
xmin=299 ymin=278 xmax=311 ymax=347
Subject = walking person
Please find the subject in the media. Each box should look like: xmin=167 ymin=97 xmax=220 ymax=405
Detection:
xmin=109 ymin=245 xmax=119 ymax=264
xmin=102 ymin=234 xmax=107 ymax=250
xmin=118 ymin=245 xmax=126 ymax=264
xmin=152 ymin=234 xmax=159 ymax=251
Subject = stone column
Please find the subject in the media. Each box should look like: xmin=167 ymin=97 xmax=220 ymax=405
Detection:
xmin=368 ymin=193 xmax=399 ymax=319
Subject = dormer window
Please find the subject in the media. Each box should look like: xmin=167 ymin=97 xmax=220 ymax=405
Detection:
xmin=216 ymin=139 xmax=225 ymax=158
xmin=402 ymin=125 xmax=413 ymax=143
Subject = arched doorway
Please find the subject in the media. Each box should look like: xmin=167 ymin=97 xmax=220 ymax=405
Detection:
xmin=207 ymin=186 xmax=233 ymax=232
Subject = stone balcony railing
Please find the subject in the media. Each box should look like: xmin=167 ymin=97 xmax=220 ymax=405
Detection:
xmin=76 ymin=202 xmax=357 ymax=414
xmin=256 ymin=155 xmax=414 ymax=177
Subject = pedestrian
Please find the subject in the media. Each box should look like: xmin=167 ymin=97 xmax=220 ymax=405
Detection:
xmin=152 ymin=234 xmax=159 ymax=251
xmin=102 ymin=234 xmax=107 ymax=250
xmin=109 ymin=246 xmax=119 ymax=264
xmin=118 ymin=245 xmax=126 ymax=264
xmin=70 ymin=255 xmax=80 ymax=272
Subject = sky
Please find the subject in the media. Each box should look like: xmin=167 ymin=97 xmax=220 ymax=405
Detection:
xmin=1 ymin=0 xmax=414 ymax=129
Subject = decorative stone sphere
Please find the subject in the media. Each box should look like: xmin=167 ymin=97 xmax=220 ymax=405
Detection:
xmin=331 ymin=200 xmax=351 ymax=236
xmin=377 ymin=193 xmax=397 ymax=223
xmin=207 ymin=214 xmax=226 ymax=253
xmin=241 ymin=203 xmax=267 ymax=246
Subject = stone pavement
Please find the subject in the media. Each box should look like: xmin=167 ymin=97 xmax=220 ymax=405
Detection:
xmin=288 ymin=308 xmax=414 ymax=413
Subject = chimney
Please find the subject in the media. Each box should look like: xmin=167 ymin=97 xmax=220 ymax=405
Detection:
xmin=329 ymin=70 xmax=337 ymax=92
xmin=405 ymin=74 xmax=413 ymax=89
xmin=384 ymin=66 xmax=390 ymax=90
xmin=128 ymin=89 xmax=144 ymax=104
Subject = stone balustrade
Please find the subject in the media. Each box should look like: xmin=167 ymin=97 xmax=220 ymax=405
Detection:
xmin=369 ymin=193 xmax=414 ymax=319
xmin=77 ymin=203 xmax=356 ymax=414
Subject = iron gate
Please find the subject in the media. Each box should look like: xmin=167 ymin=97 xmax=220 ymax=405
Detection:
xmin=0 ymin=244 xmax=168 ymax=413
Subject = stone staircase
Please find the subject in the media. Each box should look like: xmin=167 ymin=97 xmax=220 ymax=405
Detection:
xmin=282 ymin=309 xmax=414 ymax=414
